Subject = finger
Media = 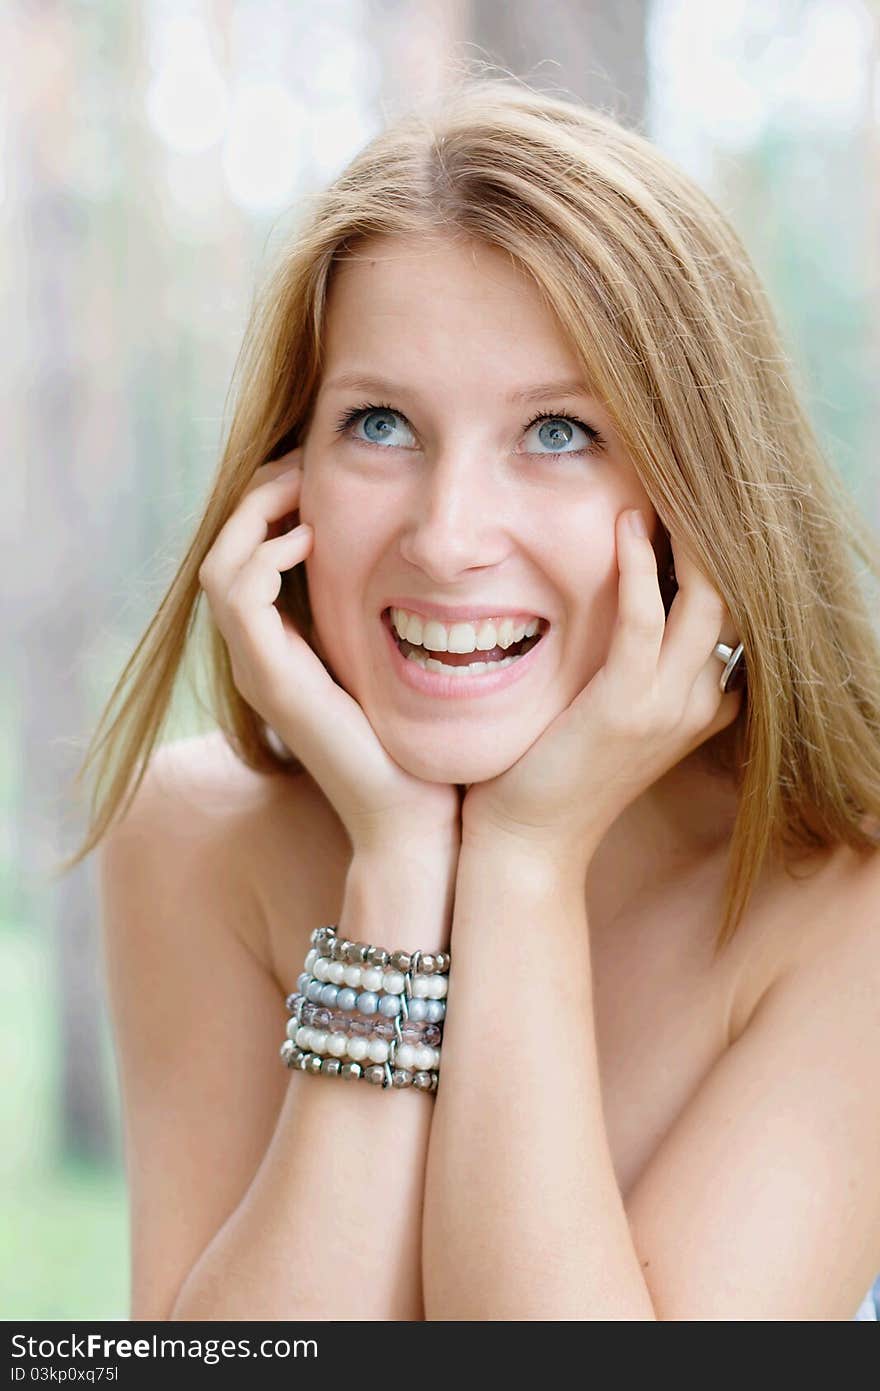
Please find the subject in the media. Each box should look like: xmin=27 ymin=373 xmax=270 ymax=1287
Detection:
xmin=254 ymin=447 xmax=303 ymax=478
xmin=238 ymin=448 xmax=304 ymax=500
xmin=200 ymin=466 xmax=304 ymax=590
xmin=600 ymin=509 xmax=666 ymax=698
xmin=224 ymin=524 xmax=335 ymax=715
xmin=227 ymin=524 xmax=314 ymax=612
xmin=657 ymin=535 xmax=730 ymax=692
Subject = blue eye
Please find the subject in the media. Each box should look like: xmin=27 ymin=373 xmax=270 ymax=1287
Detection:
xmin=523 ymin=410 xmax=605 ymax=457
xmin=336 ymin=402 xmax=415 ymax=449
xmin=333 ymin=401 xmax=607 ymax=459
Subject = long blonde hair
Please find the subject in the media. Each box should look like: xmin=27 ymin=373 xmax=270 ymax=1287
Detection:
xmin=58 ymin=73 xmax=880 ymax=955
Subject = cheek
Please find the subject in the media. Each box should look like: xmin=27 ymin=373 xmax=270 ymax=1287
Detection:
xmin=299 ymin=468 xmax=395 ymax=553
xmin=298 ymin=476 xmax=391 ymax=664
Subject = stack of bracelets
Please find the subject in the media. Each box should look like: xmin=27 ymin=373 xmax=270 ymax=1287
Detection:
xmin=280 ymin=924 xmax=450 ymax=1092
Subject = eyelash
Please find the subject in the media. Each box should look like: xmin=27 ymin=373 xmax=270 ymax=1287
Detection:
xmin=333 ymin=400 xmax=607 ymax=459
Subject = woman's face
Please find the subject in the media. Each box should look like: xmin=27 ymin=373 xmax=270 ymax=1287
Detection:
xmin=298 ymin=232 xmax=659 ymax=785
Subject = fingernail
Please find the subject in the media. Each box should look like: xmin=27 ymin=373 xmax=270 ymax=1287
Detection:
xmin=628 ymin=509 xmax=647 ymax=538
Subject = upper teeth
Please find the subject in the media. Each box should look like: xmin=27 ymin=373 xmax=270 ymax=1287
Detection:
xmin=389 ymin=607 xmax=541 ymax=653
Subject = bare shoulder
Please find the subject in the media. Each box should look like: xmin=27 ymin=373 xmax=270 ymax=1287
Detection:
xmin=96 ymin=729 xmax=349 ymax=1319
xmin=726 ymin=837 xmax=880 ymax=1045
xmin=622 ymin=839 xmax=880 ymax=1319
xmin=128 ymin=730 xmax=352 ymax=970
xmin=772 ymin=838 xmax=880 ymax=968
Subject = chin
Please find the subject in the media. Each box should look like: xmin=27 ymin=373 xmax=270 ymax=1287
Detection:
xmin=379 ymin=737 xmax=521 ymax=786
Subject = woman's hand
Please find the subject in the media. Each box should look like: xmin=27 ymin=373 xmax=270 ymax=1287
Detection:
xmin=197 ymin=450 xmax=462 ymax=856
xmin=460 ymin=508 xmax=745 ymax=870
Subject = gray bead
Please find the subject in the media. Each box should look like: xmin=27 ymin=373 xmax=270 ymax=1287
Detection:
xmin=306 ymin=1053 xmax=323 ymax=1074
xmin=279 ymin=1040 xmax=296 ymax=1066
xmin=354 ymin=943 xmax=370 ymax=963
xmin=306 ymin=980 xmax=323 ymax=1003
xmin=294 ymin=1052 xmax=310 ymax=1071
xmin=320 ymin=984 xmax=339 ymax=1007
xmin=378 ymin=993 xmax=401 ymax=1018
xmin=364 ymin=1064 xmax=386 ymax=1086
xmin=335 ymin=938 xmax=353 ymax=961
xmin=366 ymin=946 xmax=388 ymax=968
xmin=407 ymin=997 xmax=427 ymax=1022
xmin=419 ymin=953 xmax=436 ymax=974
xmin=434 ymin=952 xmax=450 ymax=973
xmin=413 ymin=1071 xmax=434 ymax=1091
xmin=391 ymin=1069 xmax=412 ymax=1088
xmin=336 ymin=986 xmax=357 ymax=1012
xmin=356 ymin=990 xmax=379 ymax=1015
xmin=340 ymin=1061 xmax=362 ymax=1081
xmin=389 ymin=949 xmax=412 ymax=972
xmin=322 ymin=1058 xmax=342 ymax=1077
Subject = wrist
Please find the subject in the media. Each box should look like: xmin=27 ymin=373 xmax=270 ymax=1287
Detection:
xmin=460 ymin=821 xmax=596 ymax=894
xmin=341 ymin=842 xmax=457 ymax=952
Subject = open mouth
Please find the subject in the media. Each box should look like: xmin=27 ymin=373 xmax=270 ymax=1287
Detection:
xmin=381 ymin=609 xmax=549 ymax=676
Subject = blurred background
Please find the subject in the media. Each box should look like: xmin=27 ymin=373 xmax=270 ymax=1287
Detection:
xmin=2 ymin=0 xmax=879 ymax=1320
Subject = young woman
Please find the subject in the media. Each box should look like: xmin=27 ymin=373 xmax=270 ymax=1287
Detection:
xmin=64 ymin=77 xmax=880 ymax=1321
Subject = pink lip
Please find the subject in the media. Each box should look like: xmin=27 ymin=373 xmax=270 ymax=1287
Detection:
xmin=381 ymin=596 xmax=547 ymax=624
xmin=380 ymin=610 xmax=550 ymax=700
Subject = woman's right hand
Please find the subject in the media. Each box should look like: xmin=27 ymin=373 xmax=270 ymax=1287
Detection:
xmin=197 ymin=451 xmax=463 ymax=858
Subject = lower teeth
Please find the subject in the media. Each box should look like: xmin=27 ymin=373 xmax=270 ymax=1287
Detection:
xmin=395 ymin=633 xmax=538 ymax=676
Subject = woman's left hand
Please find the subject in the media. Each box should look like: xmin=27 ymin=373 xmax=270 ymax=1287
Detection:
xmin=460 ymin=508 xmax=745 ymax=869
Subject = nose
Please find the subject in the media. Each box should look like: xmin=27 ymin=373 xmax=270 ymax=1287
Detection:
xmin=397 ymin=448 xmax=512 ymax=581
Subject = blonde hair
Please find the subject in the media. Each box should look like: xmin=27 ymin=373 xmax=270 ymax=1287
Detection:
xmin=59 ymin=72 xmax=880 ymax=956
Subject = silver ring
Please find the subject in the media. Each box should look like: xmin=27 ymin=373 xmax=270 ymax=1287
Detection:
xmin=713 ymin=641 xmax=745 ymax=694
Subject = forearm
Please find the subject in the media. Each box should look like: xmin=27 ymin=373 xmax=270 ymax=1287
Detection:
xmin=422 ymin=836 xmax=655 ymax=1320
xmin=170 ymin=845 xmax=455 ymax=1322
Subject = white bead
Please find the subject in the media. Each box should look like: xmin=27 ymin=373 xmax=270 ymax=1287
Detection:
xmin=343 ymin=965 xmax=362 ymax=988
xmin=414 ymin=1045 xmax=434 ymax=1070
xmin=428 ymin=975 xmax=447 ymax=998
xmin=367 ymin=1038 xmax=389 ymax=1063
xmin=362 ymin=967 xmax=383 ymax=991
xmin=412 ymin=976 xmax=429 ymax=997
xmin=285 ymin=1018 xmax=299 ymax=1040
xmin=383 ymin=970 xmax=405 ymax=994
xmin=395 ymin=1043 xmax=416 ymax=1069
xmin=310 ymin=1031 xmax=329 ymax=1053
xmin=295 ymin=1026 xmax=311 ymax=1049
xmin=347 ymin=1036 xmax=369 ymax=1061
xmin=327 ymin=961 xmax=345 ymax=984
xmin=304 ymin=948 xmax=318 ymax=972
xmin=327 ymin=1032 xmax=349 ymax=1057
xmin=313 ymin=957 xmax=329 ymax=981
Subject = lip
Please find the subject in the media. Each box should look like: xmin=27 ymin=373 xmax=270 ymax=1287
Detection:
xmin=380 ymin=609 xmax=551 ymax=700
xmin=381 ymin=596 xmax=548 ymax=624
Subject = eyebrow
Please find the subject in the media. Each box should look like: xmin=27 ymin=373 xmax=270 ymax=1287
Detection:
xmin=321 ymin=372 xmax=598 ymax=406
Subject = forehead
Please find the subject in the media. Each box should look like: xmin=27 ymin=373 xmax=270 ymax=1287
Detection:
xmin=321 ymin=233 xmax=584 ymax=377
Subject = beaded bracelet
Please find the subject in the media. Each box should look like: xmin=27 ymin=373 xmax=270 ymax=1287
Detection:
xmin=279 ymin=924 xmax=450 ymax=1092
xmin=293 ymin=996 xmax=443 ymax=1044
